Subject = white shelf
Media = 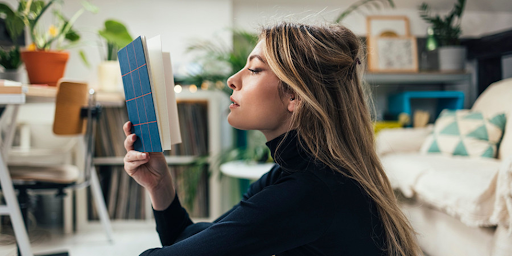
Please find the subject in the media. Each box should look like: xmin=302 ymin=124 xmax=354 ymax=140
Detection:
xmin=93 ymin=156 xmax=197 ymax=166
xmin=364 ymin=72 xmax=472 ymax=84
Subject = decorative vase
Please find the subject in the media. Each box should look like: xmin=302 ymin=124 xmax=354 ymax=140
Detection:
xmin=438 ymin=46 xmax=466 ymax=71
xmin=20 ymin=50 xmax=69 ymax=86
xmin=0 ymin=69 xmax=23 ymax=82
xmin=97 ymin=60 xmax=122 ymax=92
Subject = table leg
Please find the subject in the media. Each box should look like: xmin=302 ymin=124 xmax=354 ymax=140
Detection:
xmin=0 ymin=152 xmax=33 ymax=256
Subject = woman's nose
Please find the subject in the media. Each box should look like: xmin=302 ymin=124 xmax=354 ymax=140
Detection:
xmin=227 ymin=71 xmax=241 ymax=90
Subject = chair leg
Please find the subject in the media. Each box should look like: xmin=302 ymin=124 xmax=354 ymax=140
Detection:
xmin=90 ymin=167 xmax=114 ymax=242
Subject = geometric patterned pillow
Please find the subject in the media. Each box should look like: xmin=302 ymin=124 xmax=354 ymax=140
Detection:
xmin=420 ymin=109 xmax=507 ymax=158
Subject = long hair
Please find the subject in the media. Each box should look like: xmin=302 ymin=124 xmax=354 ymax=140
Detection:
xmin=261 ymin=22 xmax=422 ymax=256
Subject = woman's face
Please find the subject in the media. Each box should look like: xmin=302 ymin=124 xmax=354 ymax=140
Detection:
xmin=227 ymin=40 xmax=295 ymax=141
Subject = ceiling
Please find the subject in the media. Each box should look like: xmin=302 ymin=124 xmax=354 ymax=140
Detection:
xmin=232 ymin=0 xmax=512 ymax=13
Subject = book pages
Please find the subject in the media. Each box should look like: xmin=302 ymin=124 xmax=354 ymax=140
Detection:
xmin=145 ymin=35 xmax=172 ymax=150
xmin=162 ymin=52 xmax=182 ymax=146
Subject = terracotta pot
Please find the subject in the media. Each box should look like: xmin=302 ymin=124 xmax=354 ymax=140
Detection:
xmin=20 ymin=50 xmax=69 ymax=86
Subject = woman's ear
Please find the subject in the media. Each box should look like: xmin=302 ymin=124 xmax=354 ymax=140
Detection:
xmin=287 ymin=94 xmax=297 ymax=113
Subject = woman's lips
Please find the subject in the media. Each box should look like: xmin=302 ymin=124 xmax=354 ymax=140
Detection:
xmin=230 ymin=96 xmax=240 ymax=109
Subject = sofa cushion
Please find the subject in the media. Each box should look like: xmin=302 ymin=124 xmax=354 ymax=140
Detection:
xmin=381 ymin=152 xmax=506 ymax=227
xmin=420 ymin=109 xmax=506 ymax=158
xmin=471 ymin=78 xmax=512 ymax=159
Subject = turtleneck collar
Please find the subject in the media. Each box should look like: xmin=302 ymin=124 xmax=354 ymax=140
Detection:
xmin=265 ymin=130 xmax=323 ymax=172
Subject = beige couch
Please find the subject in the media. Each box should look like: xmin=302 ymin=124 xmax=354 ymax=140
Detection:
xmin=376 ymin=78 xmax=512 ymax=256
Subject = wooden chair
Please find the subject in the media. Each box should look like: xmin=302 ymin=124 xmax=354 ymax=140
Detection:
xmin=7 ymin=81 xmax=113 ymax=255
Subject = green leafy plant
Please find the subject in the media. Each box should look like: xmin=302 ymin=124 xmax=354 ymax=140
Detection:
xmin=184 ymin=29 xmax=258 ymax=95
xmin=335 ymin=0 xmax=395 ymax=23
xmin=0 ymin=2 xmax=24 ymax=70
xmin=0 ymin=47 xmax=23 ymax=70
xmin=17 ymin=0 xmax=99 ymax=51
xmin=98 ymin=19 xmax=133 ymax=61
xmin=419 ymin=0 xmax=466 ymax=46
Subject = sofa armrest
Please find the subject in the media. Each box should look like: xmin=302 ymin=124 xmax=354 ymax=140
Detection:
xmin=376 ymin=125 xmax=433 ymax=156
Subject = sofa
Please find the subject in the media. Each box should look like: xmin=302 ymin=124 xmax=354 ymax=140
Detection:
xmin=376 ymin=78 xmax=512 ymax=256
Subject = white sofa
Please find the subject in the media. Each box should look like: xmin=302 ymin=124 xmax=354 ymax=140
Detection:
xmin=376 ymin=78 xmax=512 ymax=256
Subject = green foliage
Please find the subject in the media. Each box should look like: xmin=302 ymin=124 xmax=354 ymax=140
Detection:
xmin=185 ymin=29 xmax=259 ymax=94
xmin=418 ymin=0 xmax=466 ymax=46
xmin=0 ymin=46 xmax=23 ymax=70
xmin=0 ymin=2 xmax=24 ymax=70
xmin=16 ymin=0 xmax=98 ymax=50
xmin=98 ymin=19 xmax=133 ymax=61
xmin=335 ymin=0 xmax=395 ymax=23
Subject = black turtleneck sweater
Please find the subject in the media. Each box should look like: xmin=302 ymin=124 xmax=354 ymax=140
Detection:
xmin=140 ymin=131 xmax=386 ymax=256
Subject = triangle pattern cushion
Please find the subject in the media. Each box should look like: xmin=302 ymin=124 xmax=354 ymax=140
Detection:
xmin=420 ymin=109 xmax=507 ymax=159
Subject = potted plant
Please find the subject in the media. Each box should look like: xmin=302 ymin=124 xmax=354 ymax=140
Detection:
xmin=0 ymin=2 xmax=25 ymax=81
xmin=419 ymin=0 xmax=466 ymax=71
xmin=16 ymin=0 xmax=98 ymax=86
xmin=96 ymin=19 xmax=133 ymax=92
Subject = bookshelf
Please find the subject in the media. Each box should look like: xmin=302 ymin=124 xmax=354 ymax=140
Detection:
xmin=76 ymin=89 xmax=232 ymax=229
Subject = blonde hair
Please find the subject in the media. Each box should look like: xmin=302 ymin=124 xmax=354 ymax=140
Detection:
xmin=261 ymin=22 xmax=422 ymax=256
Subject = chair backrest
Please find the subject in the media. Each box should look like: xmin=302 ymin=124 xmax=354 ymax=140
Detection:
xmin=53 ymin=80 xmax=99 ymax=186
xmin=53 ymin=81 xmax=89 ymax=135
xmin=471 ymin=78 xmax=512 ymax=159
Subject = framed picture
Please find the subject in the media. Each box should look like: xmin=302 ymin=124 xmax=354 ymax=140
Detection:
xmin=367 ymin=36 xmax=418 ymax=72
xmin=366 ymin=16 xmax=417 ymax=72
xmin=366 ymin=16 xmax=410 ymax=38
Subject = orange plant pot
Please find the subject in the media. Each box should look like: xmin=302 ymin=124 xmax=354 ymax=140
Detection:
xmin=21 ymin=50 xmax=69 ymax=87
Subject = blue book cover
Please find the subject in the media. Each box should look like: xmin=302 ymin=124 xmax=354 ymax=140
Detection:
xmin=118 ymin=36 xmax=163 ymax=152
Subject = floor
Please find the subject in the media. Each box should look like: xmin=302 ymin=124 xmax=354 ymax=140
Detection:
xmin=0 ymin=220 xmax=162 ymax=256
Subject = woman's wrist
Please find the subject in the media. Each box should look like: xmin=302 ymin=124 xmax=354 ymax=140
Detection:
xmin=148 ymin=173 xmax=176 ymax=211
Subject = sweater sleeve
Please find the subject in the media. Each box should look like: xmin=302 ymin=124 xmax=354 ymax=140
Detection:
xmin=152 ymin=195 xmax=193 ymax=246
xmin=140 ymin=172 xmax=334 ymax=256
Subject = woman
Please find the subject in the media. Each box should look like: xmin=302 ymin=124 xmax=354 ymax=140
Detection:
xmin=123 ymin=22 xmax=422 ymax=256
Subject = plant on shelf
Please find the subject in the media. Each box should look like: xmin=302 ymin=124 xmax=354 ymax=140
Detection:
xmin=15 ymin=0 xmax=98 ymax=86
xmin=335 ymin=0 xmax=395 ymax=23
xmin=418 ymin=0 xmax=465 ymax=46
xmin=98 ymin=19 xmax=132 ymax=61
xmin=418 ymin=0 xmax=467 ymax=71
xmin=96 ymin=19 xmax=133 ymax=91
xmin=0 ymin=2 xmax=25 ymax=81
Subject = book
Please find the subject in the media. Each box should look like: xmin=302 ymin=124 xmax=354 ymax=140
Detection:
xmin=117 ymin=35 xmax=181 ymax=152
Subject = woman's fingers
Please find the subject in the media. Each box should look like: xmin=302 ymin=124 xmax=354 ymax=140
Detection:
xmin=124 ymin=133 xmax=137 ymax=152
xmin=123 ymin=121 xmax=132 ymax=136
xmin=124 ymin=150 xmax=148 ymax=162
xmin=124 ymin=151 xmax=149 ymax=172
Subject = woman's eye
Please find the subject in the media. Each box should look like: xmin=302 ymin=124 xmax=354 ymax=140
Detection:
xmin=248 ymin=68 xmax=261 ymax=74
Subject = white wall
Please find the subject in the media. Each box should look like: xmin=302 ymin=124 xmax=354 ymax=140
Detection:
xmin=6 ymin=0 xmax=233 ymax=84
xmin=233 ymin=2 xmax=512 ymax=37
xmin=7 ymin=0 xmax=512 ymax=85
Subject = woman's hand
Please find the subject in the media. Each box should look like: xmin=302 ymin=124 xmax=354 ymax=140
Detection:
xmin=123 ymin=121 xmax=175 ymax=210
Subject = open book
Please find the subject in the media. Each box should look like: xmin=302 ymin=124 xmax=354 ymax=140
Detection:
xmin=117 ymin=36 xmax=181 ymax=152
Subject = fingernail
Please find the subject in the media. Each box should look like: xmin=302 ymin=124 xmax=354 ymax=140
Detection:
xmin=139 ymin=153 xmax=145 ymax=159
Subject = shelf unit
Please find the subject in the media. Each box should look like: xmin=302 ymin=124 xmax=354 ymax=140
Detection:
xmin=363 ymin=72 xmax=475 ymax=122
xmin=76 ymin=89 xmax=232 ymax=229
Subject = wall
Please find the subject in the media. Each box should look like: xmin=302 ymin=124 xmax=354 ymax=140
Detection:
xmin=233 ymin=2 xmax=512 ymax=37
xmin=7 ymin=0 xmax=512 ymax=86
xmin=5 ymin=0 xmax=233 ymax=85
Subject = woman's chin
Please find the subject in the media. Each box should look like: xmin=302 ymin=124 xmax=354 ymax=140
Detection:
xmin=227 ymin=114 xmax=250 ymax=130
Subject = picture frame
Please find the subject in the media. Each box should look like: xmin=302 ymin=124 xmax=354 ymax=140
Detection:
xmin=367 ymin=36 xmax=418 ymax=72
xmin=366 ymin=16 xmax=417 ymax=72
xmin=366 ymin=15 xmax=410 ymax=38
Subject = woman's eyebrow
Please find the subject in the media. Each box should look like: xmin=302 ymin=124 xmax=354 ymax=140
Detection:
xmin=249 ymin=54 xmax=266 ymax=64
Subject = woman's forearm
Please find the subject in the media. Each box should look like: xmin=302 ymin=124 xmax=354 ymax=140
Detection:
xmin=148 ymin=173 xmax=176 ymax=211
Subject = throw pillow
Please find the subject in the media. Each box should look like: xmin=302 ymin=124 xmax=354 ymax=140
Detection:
xmin=420 ymin=109 xmax=506 ymax=158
